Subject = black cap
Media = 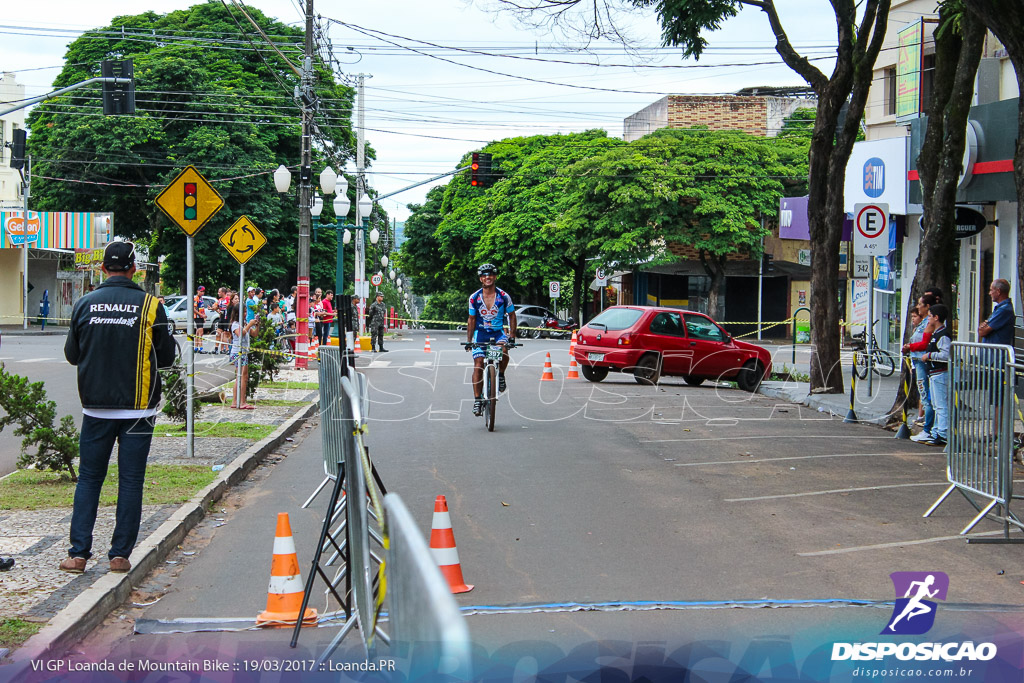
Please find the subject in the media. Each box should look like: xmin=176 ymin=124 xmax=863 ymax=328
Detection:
xmin=103 ymin=241 xmax=136 ymax=271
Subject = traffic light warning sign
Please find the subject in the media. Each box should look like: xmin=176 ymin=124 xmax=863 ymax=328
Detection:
xmin=155 ymin=165 xmax=225 ymax=237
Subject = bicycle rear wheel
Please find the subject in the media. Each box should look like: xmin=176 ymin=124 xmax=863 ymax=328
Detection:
xmin=853 ymin=350 xmax=868 ymax=380
xmin=873 ymin=349 xmax=896 ymax=377
xmin=485 ymin=364 xmax=496 ymax=432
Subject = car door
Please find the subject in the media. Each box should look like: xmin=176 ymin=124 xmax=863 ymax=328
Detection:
xmin=683 ymin=313 xmax=739 ymax=378
xmin=644 ymin=311 xmax=690 ymax=375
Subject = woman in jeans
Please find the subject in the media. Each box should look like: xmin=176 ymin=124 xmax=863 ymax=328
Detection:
xmin=902 ymin=293 xmax=938 ymax=441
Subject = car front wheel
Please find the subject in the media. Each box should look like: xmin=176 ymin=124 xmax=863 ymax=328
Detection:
xmin=683 ymin=376 xmax=704 ymax=386
xmin=581 ymin=364 xmax=608 ymax=382
xmin=736 ymin=360 xmax=766 ymax=392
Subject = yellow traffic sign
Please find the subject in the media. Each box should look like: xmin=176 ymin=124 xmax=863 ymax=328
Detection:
xmin=219 ymin=216 xmax=267 ymax=264
xmin=154 ymin=165 xmax=225 ymax=236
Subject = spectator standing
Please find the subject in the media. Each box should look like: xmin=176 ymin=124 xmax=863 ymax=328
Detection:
xmin=921 ymin=304 xmax=952 ymax=447
xmin=903 ymin=294 xmax=938 ymax=442
xmin=319 ymin=291 xmax=335 ymax=346
xmin=368 ymin=292 xmax=389 ymax=352
xmin=351 ymin=295 xmax=361 ymax=332
xmin=60 ymin=241 xmax=176 ymax=573
xmin=216 ymin=287 xmax=230 ymax=354
xmin=979 ymin=279 xmax=1015 ymax=345
xmin=193 ymin=285 xmax=207 ymax=353
xmin=229 ymin=302 xmax=258 ymax=410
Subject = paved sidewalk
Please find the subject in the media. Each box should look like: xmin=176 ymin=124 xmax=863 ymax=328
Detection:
xmin=0 ymin=369 xmax=320 ymax=663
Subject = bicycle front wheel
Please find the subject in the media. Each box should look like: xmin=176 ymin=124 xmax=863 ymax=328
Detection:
xmin=853 ymin=351 xmax=868 ymax=380
xmin=485 ymin=364 xmax=497 ymax=432
xmin=873 ymin=349 xmax=896 ymax=377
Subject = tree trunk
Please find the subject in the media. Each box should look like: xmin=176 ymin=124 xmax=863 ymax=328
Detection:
xmin=965 ymin=0 xmax=1024 ymax=306
xmin=699 ymin=251 xmax=726 ymax=319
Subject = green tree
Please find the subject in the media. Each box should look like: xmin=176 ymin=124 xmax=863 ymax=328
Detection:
xmin=498 ymin=0 xmax=891 ymax=392
xmin=25 ymin=2 xmax=359 ymax=293
xmin=563 ymin=127 xmax=807 ymax=318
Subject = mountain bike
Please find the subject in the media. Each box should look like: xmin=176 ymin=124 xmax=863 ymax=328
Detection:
xmin=849 ymin=331 xmax=896 ymax=379
xmin=463 ymin=340 xmax=518 ymax=431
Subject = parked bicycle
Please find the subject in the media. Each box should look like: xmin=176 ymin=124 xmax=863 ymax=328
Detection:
xmin=848 ymin=331 xmax=896 ymax=379
xmin=462 ymin=340 xmax=518 ymax=431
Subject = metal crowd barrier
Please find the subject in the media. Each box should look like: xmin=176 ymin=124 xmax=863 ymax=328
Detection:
xmin=924 ymin=342 xmax=1023 ymax=543
xmin=383 ymin=493 xmax=472 ymax=680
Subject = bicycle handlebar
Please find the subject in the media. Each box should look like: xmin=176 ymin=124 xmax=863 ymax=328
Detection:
xmin=462 ymin=341 xmax=520 ymax=349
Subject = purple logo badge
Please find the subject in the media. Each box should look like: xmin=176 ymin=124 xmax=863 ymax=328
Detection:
xmin=882 ymin=572 xmax=949 ymax=635
xmin=863 ymin=157 xmax=885 ymax=198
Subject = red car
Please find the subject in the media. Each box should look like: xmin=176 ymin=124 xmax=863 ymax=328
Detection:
xmin=573 ymin=305 xmax=772 ymax=391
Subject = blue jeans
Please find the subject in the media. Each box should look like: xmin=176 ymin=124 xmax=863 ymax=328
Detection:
xmin=928 ymin=372 xmax=949 ymax=441
xmin=913 ymin=360 xmax=934 ymax=434
xmin=69 ymin=415 xmax=155 ymax=560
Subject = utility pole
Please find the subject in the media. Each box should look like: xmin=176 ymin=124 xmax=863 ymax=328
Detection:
xmin=354 ymin=73 xmax=367 ymax=336
xmin=21 ymin=157 xmax=30 ymax=330
xmin=295 ymin=0 xmax=315 ymax=369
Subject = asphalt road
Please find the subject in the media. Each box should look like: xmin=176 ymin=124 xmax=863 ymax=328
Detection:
xmin=0 ymin=332 xmax=237 ymax=477
xmin=49 ymin=332 xmax=1024 ymax=679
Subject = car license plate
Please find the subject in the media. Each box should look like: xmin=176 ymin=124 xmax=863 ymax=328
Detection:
xmin=587 ymin=352 xmax=604 ymax=362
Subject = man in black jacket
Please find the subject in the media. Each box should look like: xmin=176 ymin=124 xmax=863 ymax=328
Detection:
xmin=61 ymin=241 xmax=176 ymax=574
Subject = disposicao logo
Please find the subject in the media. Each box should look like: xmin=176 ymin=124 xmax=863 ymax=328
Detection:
xmin=863 ymin=157 xmax=885 ymax=198
xmin=832 ymin=571 xmax=998 ymax=662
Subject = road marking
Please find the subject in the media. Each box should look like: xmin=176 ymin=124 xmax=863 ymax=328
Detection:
xmin=725 ymin=482 xmax=945 ymax=502
xmin=674 ymin=453 xmax=907 ymax=467
xmin=642 ymin=435 xmax=896 ymax=444
xmin=17 ymin=358 xmax=57 ymax=363
xmin=367 ymin=360 xmax=392 ymax=368
xmin=414 ymin=361 xmax=432 ymax=367
xmin=799 ymin=530 xmax=1007 ymax=556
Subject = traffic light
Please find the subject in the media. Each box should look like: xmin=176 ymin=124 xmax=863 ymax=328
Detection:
xmin=471 ymin=152 xmax=481 ymax=186
xmin=470 ymin=152 xmax=493 ymax=187
xmin=9 ymin=128 xmax=26 ymax=170
xmin=762 ymin=253 xmax=775 ymax=273
xmin=183 ymin=182 xmax=198 ymax=221
xmin=101 ymin=59 xmax=136 ymax=116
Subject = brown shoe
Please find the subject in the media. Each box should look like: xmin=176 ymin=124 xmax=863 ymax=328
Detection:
xmin=59 ymin=557 xmax=87 ymax=573
xmin=109 ymin=557 xmax=131 ymax=573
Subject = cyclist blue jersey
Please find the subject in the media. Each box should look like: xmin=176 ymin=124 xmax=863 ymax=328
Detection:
xmin=469 ymin=287 xmax=514 ymax=333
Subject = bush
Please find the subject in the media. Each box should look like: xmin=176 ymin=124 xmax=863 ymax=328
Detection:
xmin=247 ymin=305 xmax=285 ymax=399
xmin=0 ymin=365 xmax=80 ymax=481
xmin=160 ymin=355 xmax=201 ymax=423
xmin=422 ymin=290 xmax=466 ymax=327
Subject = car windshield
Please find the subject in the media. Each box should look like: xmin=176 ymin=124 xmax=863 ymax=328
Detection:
xmin=586 ymin=307 xmax=643 ymax=331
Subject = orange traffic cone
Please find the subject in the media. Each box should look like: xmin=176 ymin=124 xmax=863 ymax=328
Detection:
xmin=308 ymin=338 xmax=320 ymax=361
xmin=256 ymin=513 xmax=318 ymax=628
xmin=429 ymin=495 xmax=473 ymax=594
xmin=424 ymin=336 xmax=432 ymax=353
xmin=541 ymin=352 xmax=555 ymax=381
xmin=567 ymin=355 xmax=580 ymax=379
xmin=569 ymin=329 xmax=578 ymax=358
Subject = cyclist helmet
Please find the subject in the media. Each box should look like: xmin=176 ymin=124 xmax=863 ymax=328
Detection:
xmin=477 ymin=263 xmax=497 ymax=277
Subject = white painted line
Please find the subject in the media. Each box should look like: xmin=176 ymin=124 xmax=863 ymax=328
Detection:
xmin=414 ymin=361 xmax=432 ymax=367
xmin=367 ymin=360 xmax=392 ymax=368
xmin=674 ymin=453 xmax=906 ymax=467
xmin=456 ymin=361 xmax=472 ymax=366
xmin=17 ymin=358 xmax=57 ymax=363
xmin=798 ymin=530 xmax=1007 ymax=557
xmin=725 ymin=482 xmax=945 ymax=502
xmin=642 ymin=435 xmax=895 ymax=444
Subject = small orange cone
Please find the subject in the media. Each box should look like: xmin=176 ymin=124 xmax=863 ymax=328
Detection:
xmin=569 ymin=329 xmax=578 ymax=358
xmin=541 ymin=352 xmax=555 ymax=381
xmin=424 ymin=336 xmax=432 ymax=353
xmin=429 ymin=496 xmax=473 ymax=593
xmin=256 ymin=513 xmax=318 ymax=628
xmin=308 ymin=338 xmax=320 ymax=361
xmin=567 ymin=355 xmax=580 ymax=379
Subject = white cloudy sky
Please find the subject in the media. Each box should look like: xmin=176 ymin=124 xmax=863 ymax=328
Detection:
xmin=3 ymin=0 xmax=840 ymax=220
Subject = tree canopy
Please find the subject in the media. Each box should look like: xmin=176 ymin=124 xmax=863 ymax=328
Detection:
xmin=26 ymin=1 xmax=363 ymax=293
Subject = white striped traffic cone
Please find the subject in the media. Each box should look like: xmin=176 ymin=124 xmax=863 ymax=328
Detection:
xmin=429 ymin=495 xmax=473 ymax=594
xmin=424 ymin=336 xmax=432 ymax=353
xmin=567 ymin=355 xmax=580 ymax=379
xmin=256 ymin=513 xmax=318 ymax=628
xmin=540 ymin=352 xmax=555 ymax=381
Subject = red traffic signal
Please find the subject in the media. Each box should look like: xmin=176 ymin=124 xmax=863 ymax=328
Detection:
xmin=183 ymin=182 xmax=198 ymax=220
xmin=471 ymin=153 xmax=481 ymax=186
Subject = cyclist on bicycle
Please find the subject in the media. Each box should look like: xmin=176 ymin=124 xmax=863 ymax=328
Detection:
xmin=466 ymin=263 xmax=517 ymax=416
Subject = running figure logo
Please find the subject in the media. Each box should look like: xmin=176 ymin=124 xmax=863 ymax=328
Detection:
xmin=883 ymin=571 xmax=949 ymax=635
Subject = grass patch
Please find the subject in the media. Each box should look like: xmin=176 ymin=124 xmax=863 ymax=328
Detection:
xmin=248 ymin=399 xmax=308 ymax=407
xmin=261 ymin=381 xmax=319 ymax=390
xmin=153 ymin=422 xmax=276 ymax=440
xmin=0 ymin=465 xmax=218 ymax=511
xmin=0 ymin=619 xmax=42 ymax=650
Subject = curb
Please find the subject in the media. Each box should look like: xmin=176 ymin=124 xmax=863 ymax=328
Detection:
xmin=756 ymin=381 xmax=896 ymax=426
xmin=7 ymin=399 xmax=320 ymax=666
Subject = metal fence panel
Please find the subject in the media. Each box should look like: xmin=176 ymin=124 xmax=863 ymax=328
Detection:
xmin=948 ymin=342 xmax=1015 ymax=504
xmin=318 ymin=347 xmax=353 ymax=479
xmin=383 ymin=493 xmax=471 ymax=680
xmin=341 ymin=374 xmax=374 ymax=653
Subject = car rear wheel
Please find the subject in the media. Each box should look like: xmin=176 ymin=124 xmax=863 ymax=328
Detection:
xmin=633 ymin=354 xmax=661 ymax=385
xmin=581 ymin=365 xmax=608 ymax=382
xmin=736 ymin=360 xmax=766 ymax=392
xmin=683 ymin=376 xmax=704 ymax=387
